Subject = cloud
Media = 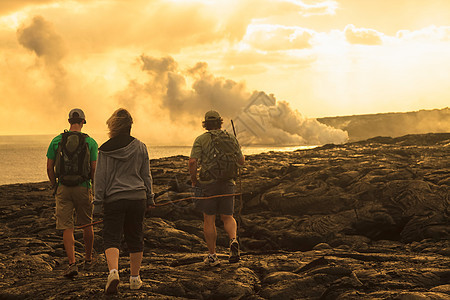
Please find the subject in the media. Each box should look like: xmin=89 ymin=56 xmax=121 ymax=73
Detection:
xmin=16 ymin=15 xmax=68 ymax=104
xmin=6 ymin=0 xmax=223 ymax=54
xmin=0 ymin=0 xmax=54 ymax=16
xmin=2 ymin=0 xmax=338 ymax=57
xmin=293 ymin=0 xmax=338 ymax=17
xmin=244 ymin=24 xmax=313 ymax=51
xmin=136 ymin=55 xmax=250 ymax=122
xmin=116 ymin=55 xmax=347 ymax=145
xmin=268 ymin=0 xmax=338 ymax=17
xmin=396 ymin=25 xmax=450 ymax=42
xmin=221 ymin=0 xmax=337 ymax=41
xmin=17 ymin=15 xmax=66 ymax=65
xmin=344 ymin=24 xmax=383 ymax=45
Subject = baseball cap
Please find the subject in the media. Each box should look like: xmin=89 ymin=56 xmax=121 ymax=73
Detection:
xmin=68 ymin=108 xmax=86 ymax=124
xmin=204 ymin=110 xmax=221 ymax=121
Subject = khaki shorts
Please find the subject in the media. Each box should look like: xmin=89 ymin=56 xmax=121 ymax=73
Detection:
xmin=55 ymin=185 xmax=93 ymax=230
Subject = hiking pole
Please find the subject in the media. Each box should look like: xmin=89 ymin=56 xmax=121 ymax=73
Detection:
xmin=77 ymin=220 xmax=103 ymax=229
xmin=231 ymin=120 xmax=244 ymax=232
xmin=231 ymin=119 xmax=237 ymax=137
xmin=75 ymin=193 xmax=243 ymax=229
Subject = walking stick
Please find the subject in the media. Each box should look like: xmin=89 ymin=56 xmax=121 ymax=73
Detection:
xmin=231 ymin=120 xmax=244 ymax=232
xmin=76 ymin=193 xmax=242 ymax=229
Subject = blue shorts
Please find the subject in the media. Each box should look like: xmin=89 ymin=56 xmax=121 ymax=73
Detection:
xmin=194 ymin=181 xmax=236 ymax=215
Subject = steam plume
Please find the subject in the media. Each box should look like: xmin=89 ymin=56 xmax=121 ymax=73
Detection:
xmin=118 ymin=55 xmax=348 ymax=145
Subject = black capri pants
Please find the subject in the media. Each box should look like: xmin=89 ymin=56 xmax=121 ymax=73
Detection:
xmin=103 ymin=199 xmax=146 ymax=253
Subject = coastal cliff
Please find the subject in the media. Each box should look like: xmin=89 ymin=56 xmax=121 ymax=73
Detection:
xmin=318 ymin=107 xmax=450 ymax=142
xmin=1 ymin=133 xmax=449 ymax=299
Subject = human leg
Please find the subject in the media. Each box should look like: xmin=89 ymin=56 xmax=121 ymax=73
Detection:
xmin=217 ymin=182 xmax=240 ymax=261
xmin=196 ymin=183 xmax=221 ymax=266
xmin=221 ymin=214 xmax=240 ymax=263
xmin=62 ymin=228 xmax=79 ymax=277
xmin=123 ymin=199 xmax=146 ymax=279
xmin=104 ymin=248 xmax=120 ymax=294
xmin=105 ymin=247 xmax=120 ymax=271
xmin=130 ymin=252 xmax=143 ymax=276
xmin=73 ymin=187 xmax=94 ymax=261
xmin=63 ymin=228 xmax=76 ymax=264
xmin=83 ymin=226 xmax=94 ymax=261
xmin=102 ymin=200 xmax=126 ymax=293
xmin=203 ymin=213 xmax=217 ymax=254
xmin=55 ymin=186 xmax=77 ymax=265
xmin=221 ymin=214 xmax=237 ymax=239
xmin=129 ymin=253 xmax=143 ymax=290
xmin=103 ymin=200 xmax=126 ymax=269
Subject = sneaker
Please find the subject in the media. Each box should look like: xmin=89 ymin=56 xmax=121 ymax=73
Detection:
xmin=64 ymin=263 xmax=78 ymax=278
xmin=130 ymin=275 xmax=143 ymax=290
xmin=229 ymin=238 xmax=240 ymax=263
xmin=203 ymin=253 xmax=220 ymax=266
xmin=105 ymin=270 xmax=120 ymax=294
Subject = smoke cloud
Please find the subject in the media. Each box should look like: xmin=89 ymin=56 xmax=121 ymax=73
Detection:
xmin=16 ymin=15 xmax=68 ymax=103
xmin=133 ymin=55 xmax=251 ymax=122
xmin=17 ymin=15 xmax=66 ymax=67
xmin=118 ymin=55 xmax=348 ymax=146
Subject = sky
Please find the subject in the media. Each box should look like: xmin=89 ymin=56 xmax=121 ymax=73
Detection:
xmin=0 ymin=0 xmax=449 ymax=144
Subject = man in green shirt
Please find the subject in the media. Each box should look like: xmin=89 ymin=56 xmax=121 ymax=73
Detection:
xmin=46 ymin=108 xmax=98 ymax=277
xmin=189 ymin=110 xmax=245 ymax=266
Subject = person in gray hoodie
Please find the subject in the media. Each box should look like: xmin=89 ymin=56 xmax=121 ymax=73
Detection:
xmin=94 ymin=108 xmax=155 ymax=294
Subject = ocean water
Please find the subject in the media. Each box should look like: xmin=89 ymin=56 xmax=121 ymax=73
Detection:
xmin=0 ymin=135 xmax=316 ymax=185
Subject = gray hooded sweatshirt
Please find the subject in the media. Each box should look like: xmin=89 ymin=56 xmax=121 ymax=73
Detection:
xmin=94 ymin=137 xmax=154 ymax=207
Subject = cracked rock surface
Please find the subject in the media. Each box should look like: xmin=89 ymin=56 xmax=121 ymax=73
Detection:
xmin=0 ymin=133 xmax=449 ymax=299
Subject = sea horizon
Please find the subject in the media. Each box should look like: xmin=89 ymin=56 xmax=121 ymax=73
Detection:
xmin=0 ymin=134 xmax=317 ymax=186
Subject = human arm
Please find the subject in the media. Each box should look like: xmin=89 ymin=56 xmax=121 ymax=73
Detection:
xmin=93 ymin=152 xmax=106 ymax=214
xmin=46 ymin=158 xmax=56 ymax=187
xmin=88 ymin=137 xmax=98 ymax=186
xmin=189 ymin=135 xmax=203 ymax=187
xmin=46 ymin=136 xmax=60 ymax=188
xmin=188 ymin=158 xmax=199 ymax=187
xmin=90 ymin=160 xmax=96 ymax=186
xmin=141 ymin=145 xmax=155 ymax=208
xmin=237 ymin=155 xmax=245 ymax=166
xmin=235 ymin=137 xmax=245 ymax=167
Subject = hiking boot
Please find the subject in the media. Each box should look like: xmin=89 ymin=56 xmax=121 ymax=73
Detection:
xmin=229 ymin=238 xmax=240 ymax=263
xmin=83 ymin=259 xmax=93 ymax=271
xmin=130 ymin=275 xmax=143 ymax=290
xmin=64 ymin=263 xmax=78 ymax=278
xmin=105 ymin=270 xmax=120 ymax=294
xmin=203 ymin=253 xmax=220 ymax=266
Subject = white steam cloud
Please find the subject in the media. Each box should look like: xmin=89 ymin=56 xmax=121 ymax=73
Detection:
xmin=118 ymin=55 xmax=348 ymax=146
xmin=231 ymin=92 xmax=348 ymax=145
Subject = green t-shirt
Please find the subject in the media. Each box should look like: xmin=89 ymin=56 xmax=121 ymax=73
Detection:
xmin=46 ymin=132 xmax=98 ymax=188
xmin=190 ymin=129 xmax=243 ymax=183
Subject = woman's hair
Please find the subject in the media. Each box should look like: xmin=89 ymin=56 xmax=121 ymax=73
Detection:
xmin=106 ymin=108 xmax=133 ymax=138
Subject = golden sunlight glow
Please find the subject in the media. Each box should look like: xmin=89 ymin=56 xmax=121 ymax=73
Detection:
xmin=0 ymin=12 xmax=26 ymax=30
xmin=0 ymin=0 xmax=449 ymax=137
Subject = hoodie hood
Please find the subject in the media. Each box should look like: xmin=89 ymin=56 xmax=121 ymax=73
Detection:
xmin=99 ymin=138 xmax=141 ymax=161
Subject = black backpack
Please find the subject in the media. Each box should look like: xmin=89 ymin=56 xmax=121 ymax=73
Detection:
xmin=199 ymin=130 xmax=241 ymax=182
xmin=54 ymin=131 xmax=91 ymax=186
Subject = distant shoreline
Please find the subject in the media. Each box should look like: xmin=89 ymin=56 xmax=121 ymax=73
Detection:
xmin=0 ymin=144 xmax=319 ymax=186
